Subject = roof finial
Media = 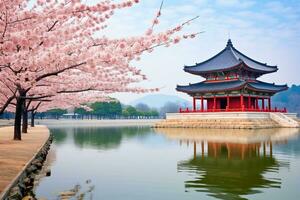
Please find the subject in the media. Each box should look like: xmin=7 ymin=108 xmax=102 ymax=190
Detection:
xmin=226 ymin=38 xmax=233 ymax=47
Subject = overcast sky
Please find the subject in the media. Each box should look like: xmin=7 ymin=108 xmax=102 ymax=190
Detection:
xmin=99 ymin=0 xmax=300 ymax=103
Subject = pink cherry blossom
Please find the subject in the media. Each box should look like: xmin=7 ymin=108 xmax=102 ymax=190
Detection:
xmin=0 ymin=0 xmax=198 ymax=139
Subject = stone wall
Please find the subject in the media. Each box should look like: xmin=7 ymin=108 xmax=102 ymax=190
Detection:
xmin=155 ymin=119 xmax=279 ymax=129
xmin=155 ymin=112 xmax=298 ymax=129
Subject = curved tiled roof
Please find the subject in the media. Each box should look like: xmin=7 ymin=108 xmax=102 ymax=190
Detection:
xmin=247 ymin=81 xmax=288 ymax=92
xmin=184 ymin=40 xmax=278 ymax=75
xmin=176 ymin=80 xmax=288 ymax=94
xmin=176 ymin=80 xmax=246 ymax=93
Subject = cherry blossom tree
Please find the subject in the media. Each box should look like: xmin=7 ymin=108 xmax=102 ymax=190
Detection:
xmin=0 ymin=0 xmax=199 ymax=140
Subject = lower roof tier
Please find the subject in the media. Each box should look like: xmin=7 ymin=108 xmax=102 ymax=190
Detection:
xmin=176 ymin=80 xmax=288 ymax=95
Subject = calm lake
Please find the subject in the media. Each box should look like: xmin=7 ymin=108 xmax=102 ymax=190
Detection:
xmin=35 ymin=126 xmax=300 ymax=200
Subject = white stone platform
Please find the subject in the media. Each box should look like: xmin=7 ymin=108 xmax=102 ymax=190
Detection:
xmin=154 ymin=112 xmax=299 ymax=129
xmin=166 ymin=112 xmax=273 ymax=120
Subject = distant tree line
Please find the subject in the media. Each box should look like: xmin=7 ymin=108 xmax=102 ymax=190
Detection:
xmin=0 ymin=100 xmax=188 ymax=120
xmin=30 ymin=101 xmax=161 ymax=120
xmin=1 ymin=99 xmax=192 ymax=120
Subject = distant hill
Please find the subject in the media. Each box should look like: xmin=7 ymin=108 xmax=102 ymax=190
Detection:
xmin=129 ymin=94 xmax=190 ymax=108
xmin=273 ymin=85 xmax=300 ymax=115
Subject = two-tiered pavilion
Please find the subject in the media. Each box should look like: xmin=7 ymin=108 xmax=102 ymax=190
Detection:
xmin=176 ymin=39 xmax=288 ymax=112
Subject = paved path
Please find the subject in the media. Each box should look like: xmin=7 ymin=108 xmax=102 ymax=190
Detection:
xmin=0 ymin=126 xmax=49 ymax=195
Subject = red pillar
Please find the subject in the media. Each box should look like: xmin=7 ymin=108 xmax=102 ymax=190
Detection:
xmin=201 ymin=96 xmax=204 ymax=112
xmin=213 ymin=96 xmax=216 ymax=111
xmin=248 ymin=96 xmax=251 ymax=110
xmin=240 ymin=94 xmax=244 ymax=111
xmin=262 ymin=98 xmax=265 ymax=110
xmin=227 ymin=95 xmax=230 ymax=111
xmin=193 ymin=97 xmax=196 ymax=111
xmin=268 ymin=97 xmax=271 ymax=111
xmin=240 ymin=95 xmax=242 ymax=109
xmin=256 ymin=97 xmax=259 ymax=110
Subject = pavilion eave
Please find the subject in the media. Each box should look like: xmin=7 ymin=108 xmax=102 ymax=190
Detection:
xmin=184 ymin=62 xmax=278 ymax=76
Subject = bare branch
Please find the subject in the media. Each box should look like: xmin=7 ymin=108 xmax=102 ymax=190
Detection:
xmin=22 ymin=94 xmax=54 ymax=100
xmin=57 ymin=88 xmax=94 ymax=93
xmin=35 ymin=62 xmax=87 ymax=82
xmin=1 ymin=10 xmax=8 ymax=38
xmin=0 ymin=89 xmax=17 ymax=114
xmin=47 ymin=20 xmax=59 ymax=32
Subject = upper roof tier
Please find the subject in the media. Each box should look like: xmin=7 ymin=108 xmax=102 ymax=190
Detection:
xmin=184 ymin=39 xmax=278 ymax=75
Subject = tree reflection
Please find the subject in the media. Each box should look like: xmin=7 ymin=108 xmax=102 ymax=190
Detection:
xmin=49 ymin=126 xmax=151 ymax=150
xmin=73 ymin=127 xmax=123 ymax=150
xmin=50 ymin=128 xmax=68 ymax=145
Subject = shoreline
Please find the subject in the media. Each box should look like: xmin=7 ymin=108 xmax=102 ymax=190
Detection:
xmin=0 ymin=120 xmax=14 ymax=127
xmin=0 ymin=126 xmax=51 ymax=200
xmin=35 ymin=119 xmax=161 ymax=127
xmin=0 ymin=119 xmax=161 ymax=128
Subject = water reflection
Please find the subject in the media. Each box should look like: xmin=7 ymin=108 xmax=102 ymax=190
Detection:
xmin=50 ymin=127 xmax=151 ymax=150
xmin=156 ymin=128 xmax=300 ymax=200
xmin=36 ymin=126 xmax=300 ymax=200
xmin=52 ymin=128 xmax=68 ymax=145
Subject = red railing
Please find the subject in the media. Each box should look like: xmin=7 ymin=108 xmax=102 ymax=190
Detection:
xmin=179 ymin=107 xmax=287 ymax=113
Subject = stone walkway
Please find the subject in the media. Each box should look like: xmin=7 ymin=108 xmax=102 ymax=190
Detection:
xmin=0 ymin=126 xmax=49 ymax=195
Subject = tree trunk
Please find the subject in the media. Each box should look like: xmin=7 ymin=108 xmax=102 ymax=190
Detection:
xmin=14 ymin=96 xmax=24 ymax=140
xmin=31 ymin=112 xmax=35 ymax=127
xmin=22 ymin=101 xmax=28 ymax=133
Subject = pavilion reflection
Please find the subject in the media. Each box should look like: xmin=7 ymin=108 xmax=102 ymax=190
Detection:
xmin=156 ymin=128 xmax=300 ymax=200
